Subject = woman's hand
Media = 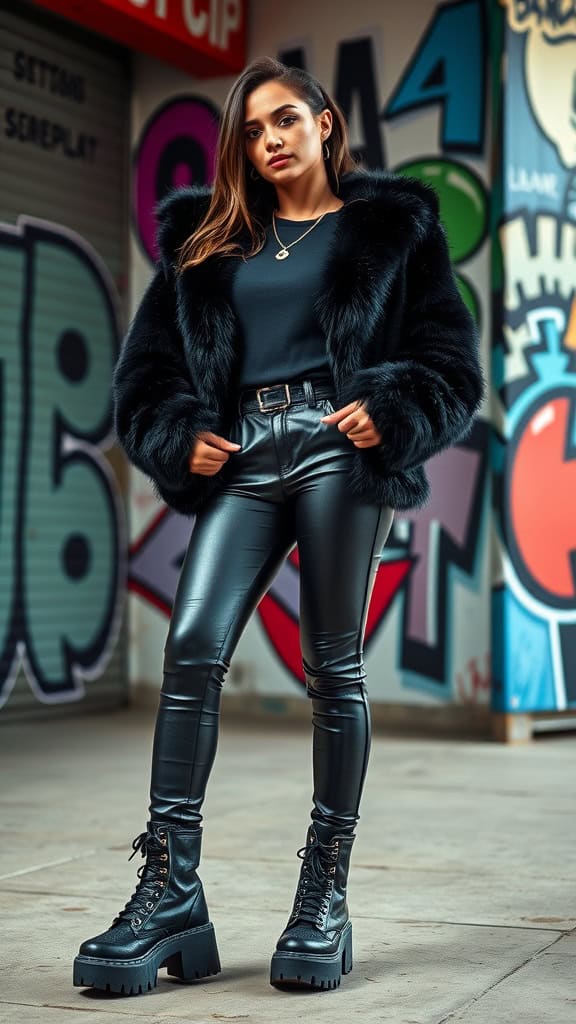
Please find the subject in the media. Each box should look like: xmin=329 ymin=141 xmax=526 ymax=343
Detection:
xmin=188 ymin=432 xmax=242 ymax=475
xmin=320 ymin=400 xmax=382 ymax=447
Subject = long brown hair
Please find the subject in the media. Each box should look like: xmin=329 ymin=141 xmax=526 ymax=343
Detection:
xmin=176 ymin=57 xmax=363 ymax=271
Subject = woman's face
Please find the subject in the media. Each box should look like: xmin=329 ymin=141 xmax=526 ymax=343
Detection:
xmin=243 ymin=80 xmax=331 ymax=185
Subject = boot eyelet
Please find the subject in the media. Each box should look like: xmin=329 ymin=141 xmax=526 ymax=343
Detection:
xmin=146 ymin=901 xmax=154 ymax=909
xmin=154 ymin=891 xmax=160 ymax=898
xmin=133 ymin=916 xmax=142 ymax=926
xmin=160 ymin=853 xmax=168 ymax=861
xmin=160 ymin=867 xmax=168 ymax=874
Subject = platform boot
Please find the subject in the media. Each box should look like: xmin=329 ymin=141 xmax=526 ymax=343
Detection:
xmin=73 ymin=820 xmax=221 ymax=995
xmin=270 ymin=820 xmax=356 ymax=990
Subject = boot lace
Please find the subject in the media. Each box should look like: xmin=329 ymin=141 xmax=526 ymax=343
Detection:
xmin=289 ymin=837 xmax=338 ymax=927
xmin=112 ymin=828 xmax=168 ymax=926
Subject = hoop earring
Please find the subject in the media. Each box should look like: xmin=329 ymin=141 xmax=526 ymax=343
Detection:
xmin=250 ymin=165 xmax=260 ymax=180
xmin=323 ymin=140 xmax=330 ymax=160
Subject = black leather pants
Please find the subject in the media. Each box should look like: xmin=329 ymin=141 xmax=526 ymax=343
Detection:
xmin=149 ymin=379 xmax=394 ymax=836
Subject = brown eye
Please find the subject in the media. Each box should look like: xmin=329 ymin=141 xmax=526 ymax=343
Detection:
xmin=245 ymin=116 xmax=296 ymax=141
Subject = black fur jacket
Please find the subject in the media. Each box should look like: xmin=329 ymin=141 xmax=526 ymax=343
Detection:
xmin=112 ymin=168 xmax=486 ymax=515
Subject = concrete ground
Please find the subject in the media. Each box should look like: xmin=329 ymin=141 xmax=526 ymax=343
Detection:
xmin=1 ymin=706 xmax=575 ymax=1024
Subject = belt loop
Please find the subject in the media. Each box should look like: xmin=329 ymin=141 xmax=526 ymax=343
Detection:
xmin=303 ymin=379 xmax=315 ymax=407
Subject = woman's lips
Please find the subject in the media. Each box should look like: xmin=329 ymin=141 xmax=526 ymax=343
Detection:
xmin=269 ymin=156 xmax=292 ymax=167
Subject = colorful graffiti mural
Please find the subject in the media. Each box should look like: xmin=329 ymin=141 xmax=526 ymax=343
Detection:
xmin=9 ymin=0 xmax=572 ymax=717
xmin=492 ymin=1 xmax=576 ymax=712
xmin=132 ymin=94 xmax=221 ymax=263
xmin=0 ymin=218 xmax=126 ymax=708
xmin=129 ymin=0 xmax=491 ymax=705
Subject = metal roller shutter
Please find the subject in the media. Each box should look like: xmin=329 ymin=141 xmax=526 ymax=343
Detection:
xmin=0 ymin=0 xmax=130 ymax=719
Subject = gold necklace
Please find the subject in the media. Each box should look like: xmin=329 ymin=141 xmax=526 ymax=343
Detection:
xmin=272 ymin=208 xmax=329 ymax=260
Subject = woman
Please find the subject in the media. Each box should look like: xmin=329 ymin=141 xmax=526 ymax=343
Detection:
xmin=73 ymin=57 xmax=485 ymax=995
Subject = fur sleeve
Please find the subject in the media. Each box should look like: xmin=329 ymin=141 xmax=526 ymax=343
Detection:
xmin=111 ymin=266 xmax=222 ymax=491
xmin=339 ymin=218 xmax=486 ymax=472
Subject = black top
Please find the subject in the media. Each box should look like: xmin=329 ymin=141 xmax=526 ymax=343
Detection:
xmin=231 ymin=210 xmax=342 ymax=390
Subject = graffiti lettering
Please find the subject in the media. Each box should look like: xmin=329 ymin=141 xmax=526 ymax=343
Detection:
xmin=507 ymin=0 xmax=576 ymax=32
xmin=508 ymin=166 xmax=559 ymax=197
xmin=397 ymin=423 xmax=488 ymax=683
xmin=385 ymin=0 xmax=486 ymax=152
xmin=13 ymin=49 xmax=86 ymax=103
xmin=333 ymin=38 xmax=386 ymax=168
xmin=0 ymin=220 xmax=125 ymax=707
xmin=5 ymin=108 xmax=98 ymax=161
xmin=133 ymin=95 xmax=220 ymax=262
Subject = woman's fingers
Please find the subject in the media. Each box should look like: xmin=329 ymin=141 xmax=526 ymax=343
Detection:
xmin=189 ymin=433 xmax=242 ymax=475
xmin=346 ymin=423 xmax=381 ymax=439
xmin=202 ymin=446 xmax=230 ymax=464
xmin=197 ymin=431 xmax=242 ymax=451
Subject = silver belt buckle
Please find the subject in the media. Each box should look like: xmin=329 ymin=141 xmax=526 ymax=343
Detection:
xmin=256 ymin=383 xmax=291 ymax=413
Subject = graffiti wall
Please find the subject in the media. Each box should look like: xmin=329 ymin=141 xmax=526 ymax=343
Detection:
xmin=492 ymin=1 xmax=576 ymax=712
xmin=0 ymin=220 xmax=126 ymax=710
xmin=0 ymin=5 xmax=130 ymax=715
xmin=128 ymin=0 xmax=491 ymax=708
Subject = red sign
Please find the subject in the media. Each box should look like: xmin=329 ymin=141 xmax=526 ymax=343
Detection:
xmin=31 ymin=0 xmax=246 ymax=77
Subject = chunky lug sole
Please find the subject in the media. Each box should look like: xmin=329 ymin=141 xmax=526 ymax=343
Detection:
xmin=270 ymin=920 xmax=352 ymax=990
xmin=73 ymin=921 xmax=221 ymax=995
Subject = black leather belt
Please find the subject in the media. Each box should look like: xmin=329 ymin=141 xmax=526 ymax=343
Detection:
xmin=238 ymin=378 xmax=337 ymax=415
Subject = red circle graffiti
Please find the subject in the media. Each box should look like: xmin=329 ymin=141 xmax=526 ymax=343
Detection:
xmin=511 ymin=394 xmax=576 ymax=599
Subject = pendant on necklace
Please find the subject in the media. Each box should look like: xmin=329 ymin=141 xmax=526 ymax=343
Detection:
xmin=275 ymin=248 xmax=290 ymax=260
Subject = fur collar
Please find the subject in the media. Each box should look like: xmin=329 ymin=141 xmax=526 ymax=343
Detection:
xmin=154 ymin=166 xmax=439 ymax=274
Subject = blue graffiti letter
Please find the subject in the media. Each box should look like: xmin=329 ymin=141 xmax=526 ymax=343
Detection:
xmin=385 ymin=0 xmax=485 ymax=152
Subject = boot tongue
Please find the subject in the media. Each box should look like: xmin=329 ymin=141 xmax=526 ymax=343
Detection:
xmin=310 ymin=821 xmax=355 ymax=846
xmin=310 ymin=822 xmax=332 ymax=846
xmin=147 ymin=820 xmax=166 ymax=837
